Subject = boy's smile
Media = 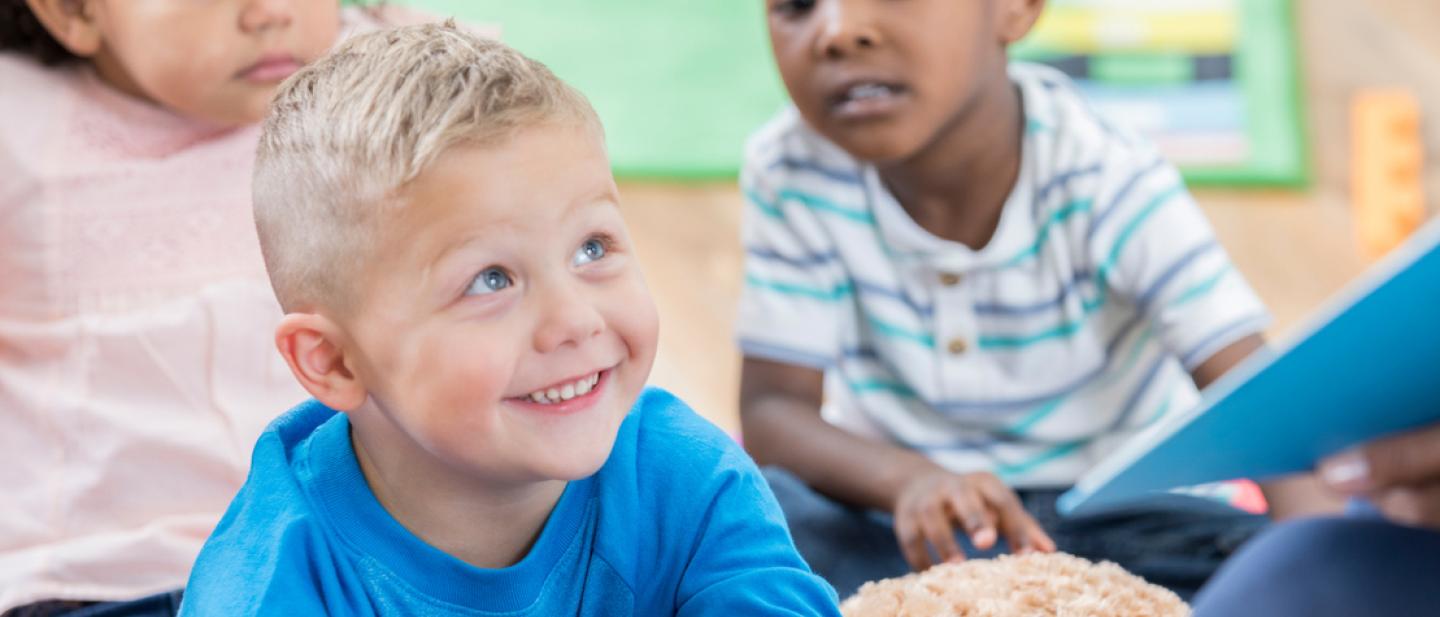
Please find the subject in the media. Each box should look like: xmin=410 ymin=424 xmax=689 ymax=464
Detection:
xmin=510 ymin=369 xmax=611 ymax=411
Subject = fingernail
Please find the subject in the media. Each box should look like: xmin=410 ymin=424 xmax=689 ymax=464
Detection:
xmin=972 ymin=528 xmax=996 ymax=548
xmin=1321 ymin=451 xmax=1371 ymax=492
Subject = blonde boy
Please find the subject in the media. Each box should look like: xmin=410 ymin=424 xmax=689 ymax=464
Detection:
xmin=180 ymin=23 xmax=838 ymax=616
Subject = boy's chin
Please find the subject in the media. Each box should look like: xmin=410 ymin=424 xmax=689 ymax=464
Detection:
xmin=537 ymin=438 xmax=620 ymax=482
xmin=821 ymin=127 xmax=929 ymax=166
xmin=534 ymin=374 xmax=642 ymax=481
xmin=539 ymin=453 xmax=612 ymax=483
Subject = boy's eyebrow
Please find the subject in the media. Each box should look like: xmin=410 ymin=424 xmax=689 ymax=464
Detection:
xmin=428 ymin=184 xmax=620 ymax=268
xmin=566 ymin=184 xmax=622 ymax=217
xmin=429 ymin=229 xmax=500 ymax=269
xmin=543 ymin=183 xmax=623 ymax=230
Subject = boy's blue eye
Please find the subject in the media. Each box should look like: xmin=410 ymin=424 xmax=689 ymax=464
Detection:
xmin=466 ymin=267 xmax=513 ymax=295
xmin=573 ymin=237 xmax=608 ymax=266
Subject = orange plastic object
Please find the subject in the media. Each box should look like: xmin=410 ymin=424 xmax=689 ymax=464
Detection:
xmin=1351 ymin=91 xmax=1426 ymax=259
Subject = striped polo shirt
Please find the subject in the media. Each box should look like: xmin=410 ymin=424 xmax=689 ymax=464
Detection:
xmin=736 ymin=62 xmax=1270 ymax=488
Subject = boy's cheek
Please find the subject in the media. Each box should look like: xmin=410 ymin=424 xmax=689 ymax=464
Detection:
xmin=395 ymin=333 xmax=517 ymax=419
xmin=602 ymin=274 xmax=660 ymax=358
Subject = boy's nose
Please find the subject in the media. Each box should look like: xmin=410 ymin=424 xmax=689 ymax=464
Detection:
xmin=533 ymin=292 xmax=606 ymax=354
xmin=240 ymin=0 xmax=296 ymax=34
xmin=815 ymin=0 xmax=884 ymax=59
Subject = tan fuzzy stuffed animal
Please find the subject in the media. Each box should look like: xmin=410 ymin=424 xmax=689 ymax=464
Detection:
xmin=840 ymin=552 xmax=1190 ymax=617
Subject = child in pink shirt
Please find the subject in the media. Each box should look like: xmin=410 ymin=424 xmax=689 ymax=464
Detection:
xmin=0 ymin=1 xmax=375 ymax=613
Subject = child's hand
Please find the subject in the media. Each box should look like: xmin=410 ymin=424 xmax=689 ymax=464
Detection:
xmin=891 ymin=467 xmax=1056 ymax=572
xmin=1320 ymin=422 xmax=1440 ymax=529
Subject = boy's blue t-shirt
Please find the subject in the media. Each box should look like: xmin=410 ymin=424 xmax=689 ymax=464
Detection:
xmin=180 ymin=388 xmax=840 ymax=616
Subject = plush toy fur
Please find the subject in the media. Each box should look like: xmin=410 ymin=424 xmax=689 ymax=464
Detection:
xmin=840 ymin=552 xmax=1190 ymax=617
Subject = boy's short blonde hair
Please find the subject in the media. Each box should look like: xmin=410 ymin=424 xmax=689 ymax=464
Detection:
xmin=254 ymin=21 xmax=599 ymax=313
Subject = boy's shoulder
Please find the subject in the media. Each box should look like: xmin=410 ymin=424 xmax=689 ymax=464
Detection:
xmin=180 ymin=402 xmax=348 ymax=615
xmin=1007 ymin=61 xmax=1166 ymax=171
xmin=593 ymin=388 xmax=839 ymax=614
xmin=742 ymin=106 xmax=862 ymax=182
xmin=596 ymin=387 xmax=761 ymax=548
xmin=611 ymin=387 xmax=747 ymax=481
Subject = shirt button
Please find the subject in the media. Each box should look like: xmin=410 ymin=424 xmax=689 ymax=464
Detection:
xmin=947 ymin=338 xmax=968 ymax=355
xmin=938 ymin=272 xmax=962 ymax=287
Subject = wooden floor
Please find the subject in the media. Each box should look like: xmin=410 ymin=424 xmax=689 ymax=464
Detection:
xmin=619 ymin=0 xmax=1439 ymax=433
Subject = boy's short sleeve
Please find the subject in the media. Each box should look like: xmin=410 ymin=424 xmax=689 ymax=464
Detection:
xmin=1090 ymin=159 xmax=1271 ymax=370
xmin=671 ymin=464 xmax=841 ymax=617
xmin=178 ymin=408 xmax=345 ymax=616
xmin=631 ymin=389 xmax=841 ymax=616
xmin=735 ymin=151 xmax=846 ymax=371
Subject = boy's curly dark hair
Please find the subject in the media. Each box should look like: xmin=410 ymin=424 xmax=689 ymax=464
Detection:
xmin=0 ymin=0 xmax=78 ymax=65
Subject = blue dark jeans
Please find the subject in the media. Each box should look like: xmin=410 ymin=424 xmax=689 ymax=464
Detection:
xmin=3 ymin=590 xmax=182 ymax=617
xmin=763 ymin=466 xmax=1268 ymax=600
xmin=1193 ymin=516 xmax=1440 ymax=616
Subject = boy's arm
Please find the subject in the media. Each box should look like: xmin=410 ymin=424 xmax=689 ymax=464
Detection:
xmin=740 ymin=357 xmax=933 ymax=512
xmin=657 ymin=386 xmax=839 ymax=616
xmin=1189 ymin=334 xmax=1346 ymax=519
xmin=741 ymin=358 xmax=1054 ymax=571
xmin=669 ymin=466 xmax=842 ymax=616
xmin=180 ymin=522 xmax=334 ymax=616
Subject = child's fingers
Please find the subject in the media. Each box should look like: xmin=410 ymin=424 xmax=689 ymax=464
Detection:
xmin=1013 ymin=510 xmax=1059 ymax=553
xmin=944 ymin=491 xmax=997 ymax=550
xmin=1321 ymin=423 xmax=1440 ymax=494
xmin=1023 ymin=520 xmax=1058 ymax=553
xmin=1374 ymin=484 xmax=1440 ymax=528
xmin=995 ymin=504 xmax=1047 ymax=553
xmin=918 ymin=501 xmax=966 ymax=565
xmin=894 ymin=509 xmax=935 ymax=572
xmin=976 ymin=480 xmax=1055 ymax=554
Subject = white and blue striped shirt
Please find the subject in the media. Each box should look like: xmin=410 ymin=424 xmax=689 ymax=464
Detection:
xmin=736 ymin=63 xmax=1269 ymax=487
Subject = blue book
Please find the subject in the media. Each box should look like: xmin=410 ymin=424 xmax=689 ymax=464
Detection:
xmin=1059 ymin=219 xmax=1440 ymax=516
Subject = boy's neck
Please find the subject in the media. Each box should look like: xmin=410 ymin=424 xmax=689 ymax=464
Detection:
xmin=350 ymin=426 xmax=567 ymax=570
xmin=877 ymin=72 xmax=1024 ymax=252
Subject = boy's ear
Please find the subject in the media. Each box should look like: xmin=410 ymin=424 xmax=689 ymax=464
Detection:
xmin=997 ymin=0 xmax=1046 ymax=46
xmin=25 ymin=0 xmax=103 ymax=57
xmin=275 ymin=313 xmax=369 ymax=412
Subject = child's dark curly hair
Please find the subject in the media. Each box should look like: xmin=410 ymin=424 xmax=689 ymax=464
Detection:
xmin=0 ymin=0 xmax=78 ymax=65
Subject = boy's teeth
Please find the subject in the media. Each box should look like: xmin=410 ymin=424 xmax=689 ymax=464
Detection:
xmin=525 ymin=372 xmax=601 ymax=405
xmin=848 ymin=83 xmax=892 ymax=100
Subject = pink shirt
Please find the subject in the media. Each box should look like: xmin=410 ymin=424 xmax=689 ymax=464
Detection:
xmin=0 ymin=54 xmax=305 ymax=608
